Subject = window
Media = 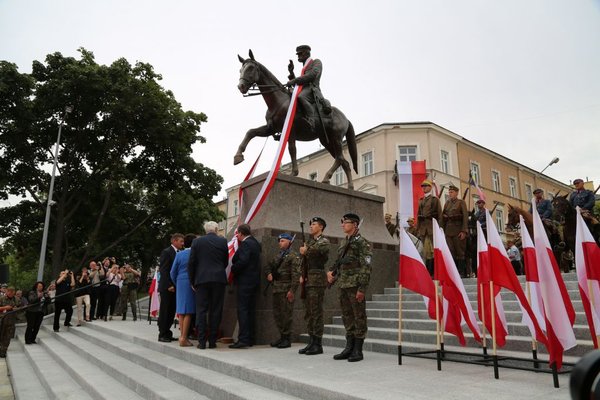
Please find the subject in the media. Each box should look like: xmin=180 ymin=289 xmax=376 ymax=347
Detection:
xmin=509 ymin=177 xmax=517 ymax=198
xmin=492 ymin=170 xmax=501 ymax=192
xmin=525 ymin=183 xmax=533 ymax=200
xmin=496 ymin=208 xmax=505 ymax=233
xmin=334 ymin=166 xmax=344 ymax=186
xmin=440 ymin=150 xmax=450 ymax=174
xmin=362 ymin=151 xmax=373 ymax=176
xmin=309 ymin=172 xmax=318 ymax=181
xmin=470 ymin=162 xmax=481 ymax=185
xmin=398 ymin=146 xmax=417 ymax=162
xmin=233 ymin=199 xmax=239 ymax=216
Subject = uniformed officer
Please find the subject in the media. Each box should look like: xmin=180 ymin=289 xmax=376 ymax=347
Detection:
xmin=529 ymin=188 xmax=553 ymax=219
xmin=298 ymin=217 xmax=330 ymax=355
xmin=406 ymin=217 xmax=418 ymax=237
xmin=440 ymin=185 xmax=469 ymax=277
xmin=416 ymin=180 xmax=442 ymax=276
xmin=266 ymin=233 xmax=301 ymax=349
xmin=384 ymin=213 xmax=397 ymax=238
xmin=0 ymin=287 xmax=19 ymax=358
xmin=121 ymin=264 xmax=141 ymax=321
xmin=570 ymin=178 xmax=595 ymax=212
xmin=327 ymin=213 xmax=372 ymax=362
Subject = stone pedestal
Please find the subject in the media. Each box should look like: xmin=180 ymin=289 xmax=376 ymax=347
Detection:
xmin=221 ymin=173 xmax=398 ymax=344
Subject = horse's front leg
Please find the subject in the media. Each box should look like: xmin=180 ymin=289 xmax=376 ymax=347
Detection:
xmin=234 ymin=125 xmax=273 ymax=165
xmin=288 ymin=139 xmax=299 ymax=176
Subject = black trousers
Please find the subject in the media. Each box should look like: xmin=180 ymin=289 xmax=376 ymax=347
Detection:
xmin=25 ymin=311 xmax=44 ymax=343
xmin=106 ymin=285 xmax=120 ymax=316
xmin=53 ymin=300 xmax=73 ymax=331
xmin=236 ymin=284 xmax=258 ymax=345
xmin=158 ymin=289 xmax=176 ymax=339
xmin=195 ymin=282 xmax=226 ymax=345
xmin=96 ymin=285 xmax=108 ymax=318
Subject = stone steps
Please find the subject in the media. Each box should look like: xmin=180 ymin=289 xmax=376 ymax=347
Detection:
xmin=5 ymin=341 xmax=49 ymax=400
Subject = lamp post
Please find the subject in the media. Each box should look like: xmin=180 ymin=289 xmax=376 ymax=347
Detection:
xmin=540 ymin=157 xmax=559 ymax=174
xmin=37 ymin=106 xmax=73 ymax=281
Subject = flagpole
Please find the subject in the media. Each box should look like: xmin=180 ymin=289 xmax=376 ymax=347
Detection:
xmin=435 ymin=280 xmax=442 ymax=371
xmin=587 ymin=279 xmax=600 ymax=348
xmin=479 ymin=283 xmax=488 ymax=356
xmin=526 ymin=281 xmax=540 ymax=368
xmin=398 ymin=284 xmax=403 ymax=365
xmin=490 ymin=280 xmax=499 ymax=379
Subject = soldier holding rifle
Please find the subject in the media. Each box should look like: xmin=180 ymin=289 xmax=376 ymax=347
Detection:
xmin=265 ymin=233 xmax=301 ymax=349
xmin=327 ymin=213 xmax=372 ymax=362
xmin=298 ymin=217 xmax=329 ymax=356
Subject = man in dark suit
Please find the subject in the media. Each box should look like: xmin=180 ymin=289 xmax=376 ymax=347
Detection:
xmin=158 ymin=233 xmax=184 ymax=342
xmin=188 ymin=221 xmax=229 ymax=349
xmin=229 ymin=224 xmax=262 ymax=348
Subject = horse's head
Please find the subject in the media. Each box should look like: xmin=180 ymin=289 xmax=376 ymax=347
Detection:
xmin=552 ymin=194 xmax=571 ymax=217
xmin=506 ymin=204 xmax=519 ymax=231
xmin=237 ymin=50 xmax=260 ymax=94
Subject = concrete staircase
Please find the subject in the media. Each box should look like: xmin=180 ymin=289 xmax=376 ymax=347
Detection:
xmin=320 ymin=272 xmax=593 ymax=363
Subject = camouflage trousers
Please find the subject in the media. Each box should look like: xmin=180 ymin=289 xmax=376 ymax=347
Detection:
xmin=339 ymin=287 xmax=367 ymax=339
xmin=0 ymin=319 xmax=15 ymax=356
xmin=303 ymin=286 xmax=325 ymax=337
xmin=120 ymin=286 xmax=138 ymax=319
xmin=272 ymin=292 xmax=294 ymax=336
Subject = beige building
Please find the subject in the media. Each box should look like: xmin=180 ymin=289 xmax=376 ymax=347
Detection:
xmin=223 ymin=122 xmax=571 ymax=236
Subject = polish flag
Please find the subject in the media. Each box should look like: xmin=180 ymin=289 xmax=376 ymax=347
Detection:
xmin=518 ymin=215 xmax=547 ymax=340
xmin=397 ymin=160 xmax=427 ymax=228
xmin=148 ymin=269 xmax=160 ymax=318
xmin=399 ymin=227 xmax=437 ymax=320
xmin=485 ymin=210 xmax=547 ymax=346
xmin=433 ymin=219 xmax=482 ymax=345
xmin=532 ymin=205 xmax=576 ymax=369
xmin=476 ymin=221 xmax=508 ymax=347
xmin=575 ymin=206 xmax=600 ymax=348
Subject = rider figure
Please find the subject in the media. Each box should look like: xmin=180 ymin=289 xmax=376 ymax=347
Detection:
xmin=286 ymin=45 xmax=331 ymax=131
xmin=529 ymin=188 xmax=553 ymax=220
xmin=570 ymin=178 xmax=595 ymax=213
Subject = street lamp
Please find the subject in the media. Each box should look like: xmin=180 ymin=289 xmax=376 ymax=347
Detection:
xmin=37 ymin=106 xmax=73 ymax=281
xmin=540 ymin=157 xmax=559 ymax=174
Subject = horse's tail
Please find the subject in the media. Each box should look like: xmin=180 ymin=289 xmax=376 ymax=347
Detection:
xmin=346 ymin=121 xmax=358 ymax=174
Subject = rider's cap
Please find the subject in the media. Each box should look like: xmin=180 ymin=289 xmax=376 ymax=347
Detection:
xmin=533 ymin=188 xmax=543 ymax=194
xmin=278 ymin=233 xmax=293 ymax=241
xmin=573 ymin=178 xmax=584 ymax=184
xmin=310 ymin=217 xmax=326 ymax=229
xmin=296 ymin=45 xmax=311 ymax=53
xmin=341 ymin=213 xmax=360 ymax=224
xmin=448 ymin=185 xmax=459 ymax=192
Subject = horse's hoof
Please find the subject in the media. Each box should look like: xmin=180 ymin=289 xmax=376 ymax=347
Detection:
xmin=292 ymin=170 xmax=299 ymax=177
xmin=233 ymin=154 xmax=244 ymax=165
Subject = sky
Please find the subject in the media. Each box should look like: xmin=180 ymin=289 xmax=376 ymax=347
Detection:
xmin=1 ymin=0 xmax=599 ymax=206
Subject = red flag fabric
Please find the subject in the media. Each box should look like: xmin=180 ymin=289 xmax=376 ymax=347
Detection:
xmin=476 ymin=221 xmax=508 ymax=347
xmin=575 ymin=206 xmax=600 ymax=348
xmin=399 ymin=228 xmax=437 ymax=320
xmin=433 ymin=219 xmax=482 ymax=345
xmin=148 ymin=269 xmax=160 ymax=318
xmin=397 ymin=160 xmax=427 ymax=227
xmin=532 ymin=204 xmax=576 ymax=370
xmin=485 ymin=210 xmax=547 ymax=346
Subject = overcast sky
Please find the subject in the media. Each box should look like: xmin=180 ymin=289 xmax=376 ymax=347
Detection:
xmin=1 ymin=0 xmax=599 ymax=206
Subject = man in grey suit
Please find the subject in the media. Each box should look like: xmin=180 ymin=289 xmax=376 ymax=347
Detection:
xmin=188 ymin=221 xmax=229 ymax=349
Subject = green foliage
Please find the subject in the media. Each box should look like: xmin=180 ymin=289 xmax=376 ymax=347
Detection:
xmin=0 ymin=48 xmax=223 ymax=285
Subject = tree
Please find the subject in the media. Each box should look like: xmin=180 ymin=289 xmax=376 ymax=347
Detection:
xmin=0 ymin=49 xmax=223 ymax=285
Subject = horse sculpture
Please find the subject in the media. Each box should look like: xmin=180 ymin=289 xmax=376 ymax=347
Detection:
xmin=235 ymin=50 xmax=358 ymax=189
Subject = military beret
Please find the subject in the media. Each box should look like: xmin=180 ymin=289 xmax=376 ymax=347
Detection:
xmin=448 ymin=185 xmax=459 ymax=192
xmin=342 ymin=213 xmax=360 ymax=223
xmin=310 ymin=216 xmax=327 ymax=228
xmin=278 ymin=233 xmax=293 ymax=241
xmin=421 ymin=180 xmax=433 ymax=187
xmin=296 ymin=45 xmax=311 ymax=53
xmin=533 ymin=188 xmax=543 ymax=194
xmin=476 ymin=199 xmax=486 ymax=204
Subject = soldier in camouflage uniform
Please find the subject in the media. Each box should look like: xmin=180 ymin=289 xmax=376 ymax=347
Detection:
xmin=327 ymin=213 xmax=372 ymax=362
xmin=266 ymin=233 xmax=301 ymax=348
xmin=121 ymin=264 xmax=141 ymax=321
xmin=440 ymin=185 xmax=469 ymax=277
xmin=298 ymin=217 xmax=330 ymax=355
xmin=0 ymin=287 xmax=19 ymax=358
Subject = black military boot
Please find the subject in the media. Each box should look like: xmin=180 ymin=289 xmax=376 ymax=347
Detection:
xmin=132 ymin=309 xmax=137 ymax=321
xmin=333 ymin=335 xmax=354 ymax=360
xmin=348 ymin=338 xmax=364 ymax=362
xmin=271 ymin=335 xmax=283 ymax=348
xmin=305 ymin=336 xmax=323 ymax=355
xmin=298 ymin=335 xmax=314 ymax=354
xmin=425 ymin=259 xmax=434 ymax=277
xmin=122 ymin=312 xmax=126 ymax=321
xmin=277 ymin=335 xmax=291 ymax=349
xmin=457 ymin=259 xmax=466 ymax=278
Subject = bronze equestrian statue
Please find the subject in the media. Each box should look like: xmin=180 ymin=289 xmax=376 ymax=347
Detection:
xmin=235 ymin=47 xmax=358 ymax=190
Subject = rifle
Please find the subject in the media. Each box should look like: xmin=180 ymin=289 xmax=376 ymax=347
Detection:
xmin=328 ymin=219 xmax=363 ymax=289
xmin=263 ymin=235 xmax=296 ymax=296
xmin=462 ymin=186 xmax=470 ymax=201
xmin=490 ymin=202 xmax=500 ymax=214
xmin=299 ymin=216 xmax=308 ymax=299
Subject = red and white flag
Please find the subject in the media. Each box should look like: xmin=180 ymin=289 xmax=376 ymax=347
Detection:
xmin=519 ymin=215 xmax=547 ymax=339
xmin=485 ymin=210 xmax=547 ymax=346
xmin=397 ymin=160 xmax=427 ymax=228
xmin=575 ymin=206 xmax=600 ymax=348
xmin=433 ymin=219 xmax=481 ymax=345
xmin=532 ymin=204 xmax=576 ymax=369
xmin=476 ymin=221 xmax=509 ymax=347
xmin=399 ymin=227 xmax=437 ymax=320
xmin=148 ymin=269 xmax=160 ymax=318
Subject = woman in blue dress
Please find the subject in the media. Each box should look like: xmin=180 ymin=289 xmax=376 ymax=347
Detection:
xmin=170 ymin=233 xmax=197 ymax=347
